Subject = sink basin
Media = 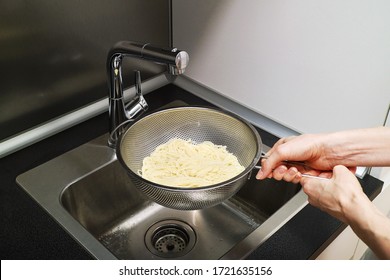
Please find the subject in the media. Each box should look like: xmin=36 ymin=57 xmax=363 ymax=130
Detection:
xmin=17 ymin=133 xmax=306 ymax=259
xmin=16 ymin=83 xmax=308 ymax=259
xmin=61 ymin=157 xmax=300 ymax=259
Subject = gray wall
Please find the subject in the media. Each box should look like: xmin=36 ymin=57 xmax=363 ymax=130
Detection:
xmin=173 ymin=0 xmax=390 ymax=134
xmin=0 ymin=0 xmax=170 ymax=140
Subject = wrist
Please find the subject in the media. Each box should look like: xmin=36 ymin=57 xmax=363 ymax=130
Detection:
xmin=324 ymin=127 xmax=390 ymax=167
xmin=343 ymin=193 xmax=374 ymax=227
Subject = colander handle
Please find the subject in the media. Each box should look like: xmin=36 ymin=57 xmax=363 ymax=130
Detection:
xmin=254 ymin=156 xmax=330 ymax=181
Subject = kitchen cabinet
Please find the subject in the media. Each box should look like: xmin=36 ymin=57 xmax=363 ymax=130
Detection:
xmin=316 ymin=226 xmax=358 ymax=260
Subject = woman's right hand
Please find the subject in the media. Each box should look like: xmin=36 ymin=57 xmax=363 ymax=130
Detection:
xmin=301 ymin=165 xmax=365 ymax=223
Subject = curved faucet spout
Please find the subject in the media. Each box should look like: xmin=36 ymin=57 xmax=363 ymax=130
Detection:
xmin=106 ymin=41 xmax=189 ymax=148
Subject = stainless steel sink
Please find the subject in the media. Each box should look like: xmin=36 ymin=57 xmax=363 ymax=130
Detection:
xmin=17 ymin=133 xmax=307 ymax=259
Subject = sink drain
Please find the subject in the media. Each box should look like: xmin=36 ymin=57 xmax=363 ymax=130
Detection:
xmin=145 ymin=220 xmax=196 ymax=258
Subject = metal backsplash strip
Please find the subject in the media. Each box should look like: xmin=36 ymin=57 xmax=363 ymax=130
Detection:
xmin=0 ymin=75 xmax=169 ymax=158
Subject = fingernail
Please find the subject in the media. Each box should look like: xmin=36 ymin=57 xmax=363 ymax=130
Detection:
xmin=278 ymin=166 xmax=288 ymax=174
xmin=256 ymin=170 xmax=264 ymax=179
xmin=288 ymin=167 xmax=298 ymax=175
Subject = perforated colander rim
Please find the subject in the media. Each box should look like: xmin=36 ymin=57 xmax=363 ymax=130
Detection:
xmin=117 ymin=106 xmax=263 ymax=192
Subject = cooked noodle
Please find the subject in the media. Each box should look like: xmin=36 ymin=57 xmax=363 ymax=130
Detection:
xmin=138 ymin=138 xmax=245 ymax=188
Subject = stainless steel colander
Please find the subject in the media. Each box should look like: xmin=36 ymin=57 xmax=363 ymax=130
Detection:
xmin=117 ymin=106 xmax=262 ymax=210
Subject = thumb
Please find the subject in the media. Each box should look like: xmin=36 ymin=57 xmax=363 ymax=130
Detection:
xmin=332 ymin=165 xmax=356 ymax=180
xmin=332 ymin=165 xmax=357 ymax=181
xmin=256 ymin=156 xmax=280 ymax=179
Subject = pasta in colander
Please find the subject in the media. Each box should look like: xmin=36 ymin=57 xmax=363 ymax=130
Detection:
xmin=138 ymin=138 xmax=245 ymax=188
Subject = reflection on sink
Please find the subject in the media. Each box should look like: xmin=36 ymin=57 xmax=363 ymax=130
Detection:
xmin=61 ymin=160 xmax=300 ymax=259
xmin=17 ymin=134 xmax=305 ymax=259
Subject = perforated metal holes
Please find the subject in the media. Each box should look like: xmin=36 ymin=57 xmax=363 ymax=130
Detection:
xmin=117 ymin=107 xmax=262 ymax=210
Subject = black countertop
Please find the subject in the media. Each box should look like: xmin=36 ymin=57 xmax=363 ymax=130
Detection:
xmin=0 ymin=84 xmax=383 ymax=260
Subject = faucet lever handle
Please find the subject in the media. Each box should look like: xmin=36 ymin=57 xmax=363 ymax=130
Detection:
xmin=135 ymin=70 xmax=142 ymax=96
xmin=124 ymin=70 xmax=148 ymax=120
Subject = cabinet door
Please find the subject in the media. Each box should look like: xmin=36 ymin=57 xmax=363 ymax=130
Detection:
xmin=316 ymin=226 xmax=358 ymax=260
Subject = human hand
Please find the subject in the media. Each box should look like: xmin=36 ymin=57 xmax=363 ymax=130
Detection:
xmin=301 ymin=165 xmax=368 ymax=223
xmin=256 ymin=134 xmax=340 ymax=182
xmin=304 ymin=165 xmax=390 ymax=260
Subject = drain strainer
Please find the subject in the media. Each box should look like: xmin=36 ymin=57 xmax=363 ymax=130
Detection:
xmin=145 ymin=220 xmax=196 ymax=258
